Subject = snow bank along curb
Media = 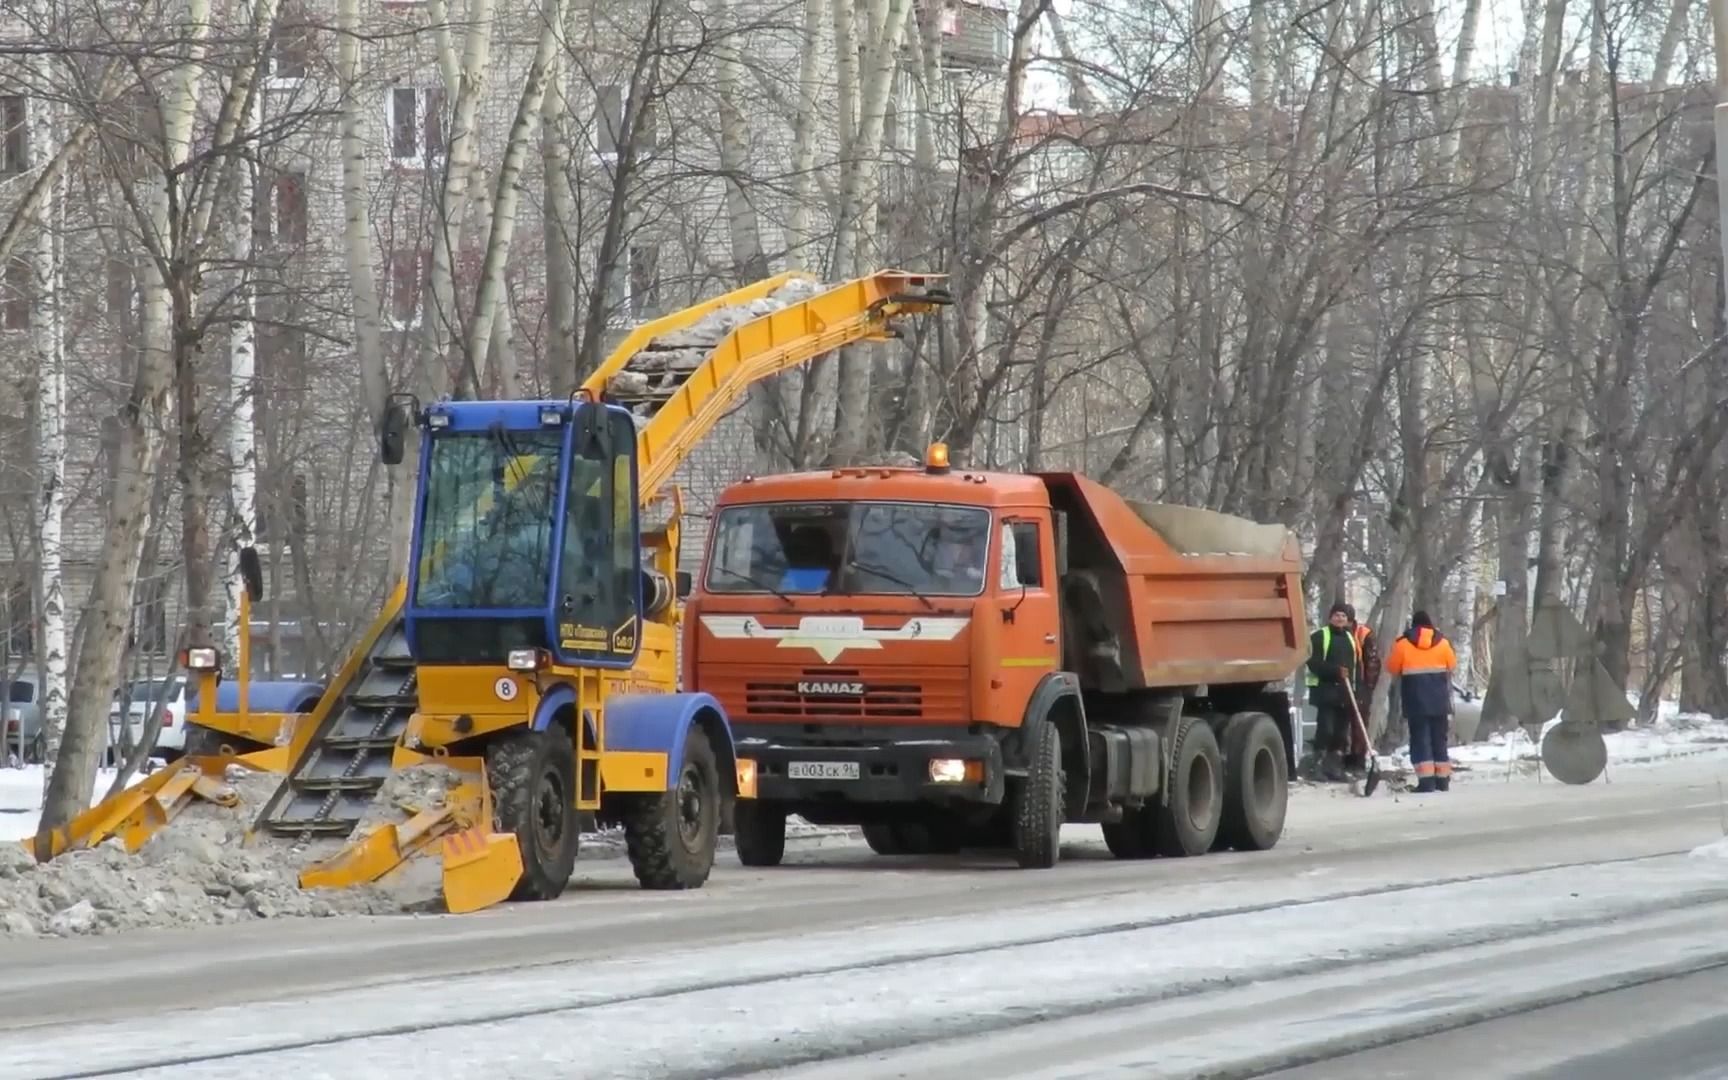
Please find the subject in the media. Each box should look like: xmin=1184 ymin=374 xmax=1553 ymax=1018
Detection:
xmin=1 ymin=762 xmax=855 ymax=938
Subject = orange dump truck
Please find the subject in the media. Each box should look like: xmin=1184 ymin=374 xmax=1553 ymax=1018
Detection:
xmin=682 ymin=447 xmax=1309 ymax=869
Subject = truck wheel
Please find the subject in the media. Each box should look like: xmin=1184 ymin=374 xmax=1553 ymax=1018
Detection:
xmin=1151 ymin=717 xmax=1223 ymax=857
xmin=621 ymin=726 xmax=721 ymax=889
xmin=734 ymin=801 xmax=787 ymax=867
xmin=1009 ymin=715 xmax=1064 ymax=869
xmin=488 ymin=726 xmax=581 ymax=901
xmin=862 ymin=823 xmax=904 ymax=855
xmin=893 ymin=820 xmax=961 ymax=855
xmin=1216 ymin=712 xmax=1288 ymax=851
xmin=1102 ymin=813 xmax=1156 ymax=859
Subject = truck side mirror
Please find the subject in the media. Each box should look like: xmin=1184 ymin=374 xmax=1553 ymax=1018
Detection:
xmin=238 ymin=546 xmax=265 ymax=603
xmin=379 ymin=398 xmax=413 ymax=466
xmin=1053 ymin=510 xmax=1069 ymax=577
xmin=675 ymin=570 xmax=693 ymax=599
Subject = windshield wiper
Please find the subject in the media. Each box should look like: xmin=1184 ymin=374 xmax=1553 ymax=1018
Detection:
xmin=710 ymin=565 xmax=794 ymax=605
xmin=837 ymin=560 xmax=935 ymax=610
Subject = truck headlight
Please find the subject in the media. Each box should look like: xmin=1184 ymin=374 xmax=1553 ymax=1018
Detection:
xmin=506 ymin=649 xmax=547 ymax=672
xmin=928 ymin=758 xmax=969 ymax=783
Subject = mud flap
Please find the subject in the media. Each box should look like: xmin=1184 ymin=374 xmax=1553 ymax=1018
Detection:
xmin=440 ymin=826 xmax=527 ymax=914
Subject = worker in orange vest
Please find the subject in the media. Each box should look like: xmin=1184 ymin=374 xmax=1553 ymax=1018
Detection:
xmin=1385 ymin=610 xmax=1458 ymax=793
xmin=1342 ymin=604 xmax=1380 ymax=775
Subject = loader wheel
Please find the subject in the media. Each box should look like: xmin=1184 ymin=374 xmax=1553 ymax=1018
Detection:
xmin=1009 ymin=715 xmax=1064 ymax=869
xmin=1151 ymin=717 xmax=1222 ymax=857
xmin=1215 ymin=712 xmax=1288 ymax=852
xmin=621 ymin=725 xmax=721 ymax=889
xmin=734 ymin=801 xmax=787 ymax=867
xmin=181 ymin=723 xmax=262 ymax=759
xmin=488 ymin=726 xmax=580 ymax=901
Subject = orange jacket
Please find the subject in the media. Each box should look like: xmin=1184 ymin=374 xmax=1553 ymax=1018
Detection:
xmin=1386 ymin=626 xmax=1456 ymax=716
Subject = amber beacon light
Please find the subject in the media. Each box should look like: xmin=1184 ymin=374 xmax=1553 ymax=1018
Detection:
xmin=925 ymin=442 xmax=951 ymax=473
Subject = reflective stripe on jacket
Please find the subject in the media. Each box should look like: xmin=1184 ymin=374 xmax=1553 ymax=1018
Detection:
xmin=1386 ymin=626 xmax=1456 ymax=717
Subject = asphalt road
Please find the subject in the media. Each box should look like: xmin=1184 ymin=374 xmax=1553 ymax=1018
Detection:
xmin=2 ymin=755 xmax=1727 ymax=1079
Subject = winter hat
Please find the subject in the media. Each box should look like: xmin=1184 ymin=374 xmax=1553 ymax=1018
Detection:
xmin=1411 ymin=610 xmax=1433 ymax=628
xmin=1329 ymin=602 xmax=1351 ymax=618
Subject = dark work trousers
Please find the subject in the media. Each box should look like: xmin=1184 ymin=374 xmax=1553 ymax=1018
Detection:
xmin=1407 ymin=712 xmax=1451 ymax=780
xmin=1313 ymin=699 xmax=1353 ymax=757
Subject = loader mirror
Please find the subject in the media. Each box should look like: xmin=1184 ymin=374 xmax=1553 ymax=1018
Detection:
xmin=573 ymin=402 xmax=612 ymax=462
xmin=675 ymin=569 xmax=693 ymax=599
xmin=379 ymin=400 xmax=412 ymax=466
xmin=238 ymin=546 xmax=265 ymax=603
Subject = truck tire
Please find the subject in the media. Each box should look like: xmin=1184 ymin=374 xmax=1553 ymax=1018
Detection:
xmin=1216 ymin=712 xmax=1288 ymax=851
xmin=1009 ymin=715 xmax=1064 ymax=869
xmin=1102 ymin=813 xmax=1156 ymax=859
xmin=734 ymin=801 xmax=787 ymax=867
xmin=1151 ymin=717 xmax=1222 ymax=857
xmin=862 ymin=823 xmax=904 ymax=855
xmin=488 ymin=726 xmax=581 ymax=901
xmin=621 ymin=726 xmax=722 ymax=889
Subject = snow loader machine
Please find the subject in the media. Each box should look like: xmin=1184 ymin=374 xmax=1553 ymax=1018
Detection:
xmin=686 ymin=457 xmax=1309 ymax=869
xmin=26 ymin=270 xmax=951 ymax=913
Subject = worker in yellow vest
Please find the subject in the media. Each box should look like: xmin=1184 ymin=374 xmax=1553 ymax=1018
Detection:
xmin=1304 ymin=602 xmax=1358 ymax=782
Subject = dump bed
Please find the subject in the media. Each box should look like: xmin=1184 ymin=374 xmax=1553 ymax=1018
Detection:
xmin=1039 ymin=472 xmax=1307 ymax=692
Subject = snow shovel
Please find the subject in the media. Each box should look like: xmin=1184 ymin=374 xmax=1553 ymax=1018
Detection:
xmin=1341 ymin=680 xmax=1381 ymax=797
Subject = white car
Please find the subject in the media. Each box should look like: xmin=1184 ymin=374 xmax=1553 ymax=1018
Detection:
xmin=107 ymin=677 xmax=190 ymax=763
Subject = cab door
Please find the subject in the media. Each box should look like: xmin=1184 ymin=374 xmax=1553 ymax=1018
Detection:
xmin=990 ymin=513 xmax=1062 ymax=719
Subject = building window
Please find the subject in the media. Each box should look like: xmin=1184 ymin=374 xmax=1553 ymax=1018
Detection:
xmin=0 ymin=97 xmax=25 ymax=174
xmin=268 ymin=2 xmax=310 ymax=83
xmin=384 ymin=249 xmax=429 ymax=328
xmin=131 ymin=574 xmax=169 ymax=655
xmin=2 ymin=257 xmax=29 ymax=331
xmin=594 ymin=85 xmax=656 ymax=159
xmin=627 ymin=244 xmax=659 ymax=317
xmin=2 ymin=578 xmax=29 ymax=657
xmin=387 ymin=86 xmax=445 ymax=166
xmin=258 ymin=170 xmax=307 ymax=245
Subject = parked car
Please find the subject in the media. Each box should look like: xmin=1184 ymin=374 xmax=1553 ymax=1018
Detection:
xmin=107 ymin=677 xmax=189 ymax=764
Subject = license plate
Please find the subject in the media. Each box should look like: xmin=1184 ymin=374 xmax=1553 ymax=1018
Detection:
xmin=787 ymin=761 xmax=859 ymax=781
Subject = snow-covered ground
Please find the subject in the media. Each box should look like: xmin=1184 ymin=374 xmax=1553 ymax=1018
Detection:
xmin=6 ymin=851 xmax=1728 ymax=1079
xmin=0 ymin=765 xmax=148 ymax=842
xmin=1441 ymin=708 xmax=1728 ymax=771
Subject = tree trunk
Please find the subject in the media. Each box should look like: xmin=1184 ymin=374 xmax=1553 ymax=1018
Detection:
xmin=28 ymin=64 xmax=67 ymax=791
xmin=225 ymin=87 xmax=261 ymax=669
xmin=39 ymin=0 xmax=211 ymax=837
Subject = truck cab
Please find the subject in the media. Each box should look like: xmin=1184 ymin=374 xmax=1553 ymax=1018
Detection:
xmin=685 ymin=446 xmax=1306 ymax=869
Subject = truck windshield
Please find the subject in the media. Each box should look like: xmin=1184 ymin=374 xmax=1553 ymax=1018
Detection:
xmin=705 ymin=501 xmax=991 ymax=598
xmin=414 ymin=429 xmax=563 ymax=610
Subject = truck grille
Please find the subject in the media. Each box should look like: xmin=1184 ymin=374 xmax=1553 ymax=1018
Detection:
xmin=706 ymin=665 xmax=967 ymax=724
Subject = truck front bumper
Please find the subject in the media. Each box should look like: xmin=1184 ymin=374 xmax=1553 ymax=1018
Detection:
xmin=735 ymin=728 xmax=1006 ymax=806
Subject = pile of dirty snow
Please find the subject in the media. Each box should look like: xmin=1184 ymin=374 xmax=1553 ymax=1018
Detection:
xmin=0 ymin=764 xmax=459 ymax=939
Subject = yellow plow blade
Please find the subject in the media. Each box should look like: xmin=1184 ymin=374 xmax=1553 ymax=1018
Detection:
xmin=23 ymin=750 xmax=281 ymax=862
xmin=440 ymin=826 xmax=526 ymax=914
xmin=297 ymin=770 xmax=525 ymax=915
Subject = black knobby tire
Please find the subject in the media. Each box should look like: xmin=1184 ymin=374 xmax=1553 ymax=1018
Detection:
xmin=734 ymin=801 xmax=788 ymax=867
xmin=1009 ymin=715 xmax=1064 ymax=869
xmin=1208 ymin=714 xmax=1248 ymax=852
xmin=1102 ymin=812 xmax=1156 ymax=859
xmin=862 ymin=823 xmax=904 ymax=855
xmin=1216 ymin=712 xmax=1289 ymax=852
xmin=488 ymin=726 xmax=581 ymax=901
xmin=1151 ymin=717 xmax=1223 ymax=857
xmin=621 ymin=725 xmax=722 ymax=889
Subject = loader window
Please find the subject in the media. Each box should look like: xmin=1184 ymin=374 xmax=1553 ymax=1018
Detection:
xmin=414 ymin=429 xmax=562 ymax=610
xmin=706 ymin=501 xmax=989 ymax=597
